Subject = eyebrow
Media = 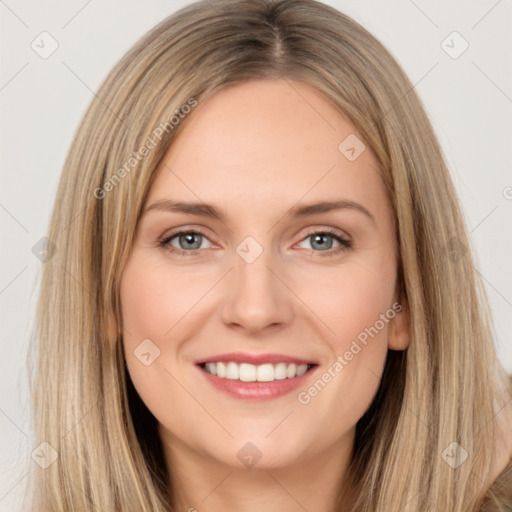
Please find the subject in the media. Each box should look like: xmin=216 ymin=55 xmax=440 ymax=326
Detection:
xmin=143 ymin=199 xmax=375 ymax=224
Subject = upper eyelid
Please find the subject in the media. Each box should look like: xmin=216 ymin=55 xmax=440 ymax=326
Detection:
xmin=163 ymin=227 xmax=216 ymax=246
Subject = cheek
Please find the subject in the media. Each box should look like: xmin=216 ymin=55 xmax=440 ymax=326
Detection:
xmin=295 ymin=254 xmax=396 ymax=353
xmin=291 ymin=252 xmax=396 ymax=416
xmin=120 ymin=253 xmax=211 ymax=340
xmin=118 ymin=254 xmax=204 ymax=418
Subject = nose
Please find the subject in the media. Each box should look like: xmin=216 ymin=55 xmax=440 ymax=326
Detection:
xmin=220 ymin=245 xmax=294 ymax=335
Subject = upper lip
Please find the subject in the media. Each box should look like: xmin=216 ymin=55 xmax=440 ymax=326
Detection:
xmin=195 ymin=352 xmax=318 ymax=366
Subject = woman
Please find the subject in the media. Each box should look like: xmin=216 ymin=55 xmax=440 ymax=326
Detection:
xmin=27 ymin=0 xmax=512 ymax=510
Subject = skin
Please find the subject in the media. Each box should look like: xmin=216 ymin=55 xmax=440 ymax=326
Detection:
xmin=116 ymin=79 xmax=410 ymax=512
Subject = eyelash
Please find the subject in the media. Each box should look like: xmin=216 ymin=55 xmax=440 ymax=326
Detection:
xmin=158 ymin=228 xmax=352 ymax=258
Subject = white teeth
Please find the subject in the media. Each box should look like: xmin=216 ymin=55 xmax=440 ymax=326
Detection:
xmin=202 ymin=361 xmax=312 ymax=381
xmin=296 ymin=364 xmax=308 ymax=376
xmin=274 ymin=362 xmax=287 ymax=380
xmin=239 ymin=363 xmax=256 ymax=382
xmin=286 ymin=363 xmax=297 ymax=378
xmin=217 ymin=362 xmax=226 ymax=378
xmin=205 ymin=362 xmax=217 ymax=376
xmin=226 ymin=362 xmax=239 ymax=380
xmin=257 ymin=363 xmax=274 ymax=382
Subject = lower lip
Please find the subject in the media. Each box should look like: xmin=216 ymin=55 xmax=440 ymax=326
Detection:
xmin=197 ymin=365 xmax=317 ymax=400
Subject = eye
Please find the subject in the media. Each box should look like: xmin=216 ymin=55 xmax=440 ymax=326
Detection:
xmin=296 ymin=229 xmax=352 ymax=257
xmin=158 ymin=230 xmax=213 ymax=256
xmin=158 ymin=228 xmax=352 ymax=258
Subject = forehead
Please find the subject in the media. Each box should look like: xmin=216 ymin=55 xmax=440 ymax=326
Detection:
xmin=146 ymin=79 xmax=387 ymax=218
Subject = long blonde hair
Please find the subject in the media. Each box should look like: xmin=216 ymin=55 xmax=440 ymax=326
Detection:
xmin=26 ymin=0 xmax=510 ymax=510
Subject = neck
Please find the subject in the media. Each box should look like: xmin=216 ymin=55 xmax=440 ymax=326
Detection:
xmin=160 ymin=428 xmax=355 ymax=512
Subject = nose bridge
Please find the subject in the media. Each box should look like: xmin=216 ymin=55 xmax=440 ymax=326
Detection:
xmin=220 ymin=235 xmax=293 ymax=333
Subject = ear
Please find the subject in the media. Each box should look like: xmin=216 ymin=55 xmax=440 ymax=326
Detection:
xmin=388 ymin=299 xmax=410 ymax=351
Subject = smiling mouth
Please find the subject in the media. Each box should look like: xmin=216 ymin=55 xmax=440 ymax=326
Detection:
xmin=198 ymin=361 xmax=316 ymax=382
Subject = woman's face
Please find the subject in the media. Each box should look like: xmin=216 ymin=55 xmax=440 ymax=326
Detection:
xmin=118 ymin=79 xmax=409 ymax=471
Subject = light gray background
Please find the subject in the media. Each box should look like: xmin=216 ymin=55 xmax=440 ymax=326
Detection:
xmin=1 ymin=0 xmax=511 ymax=509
